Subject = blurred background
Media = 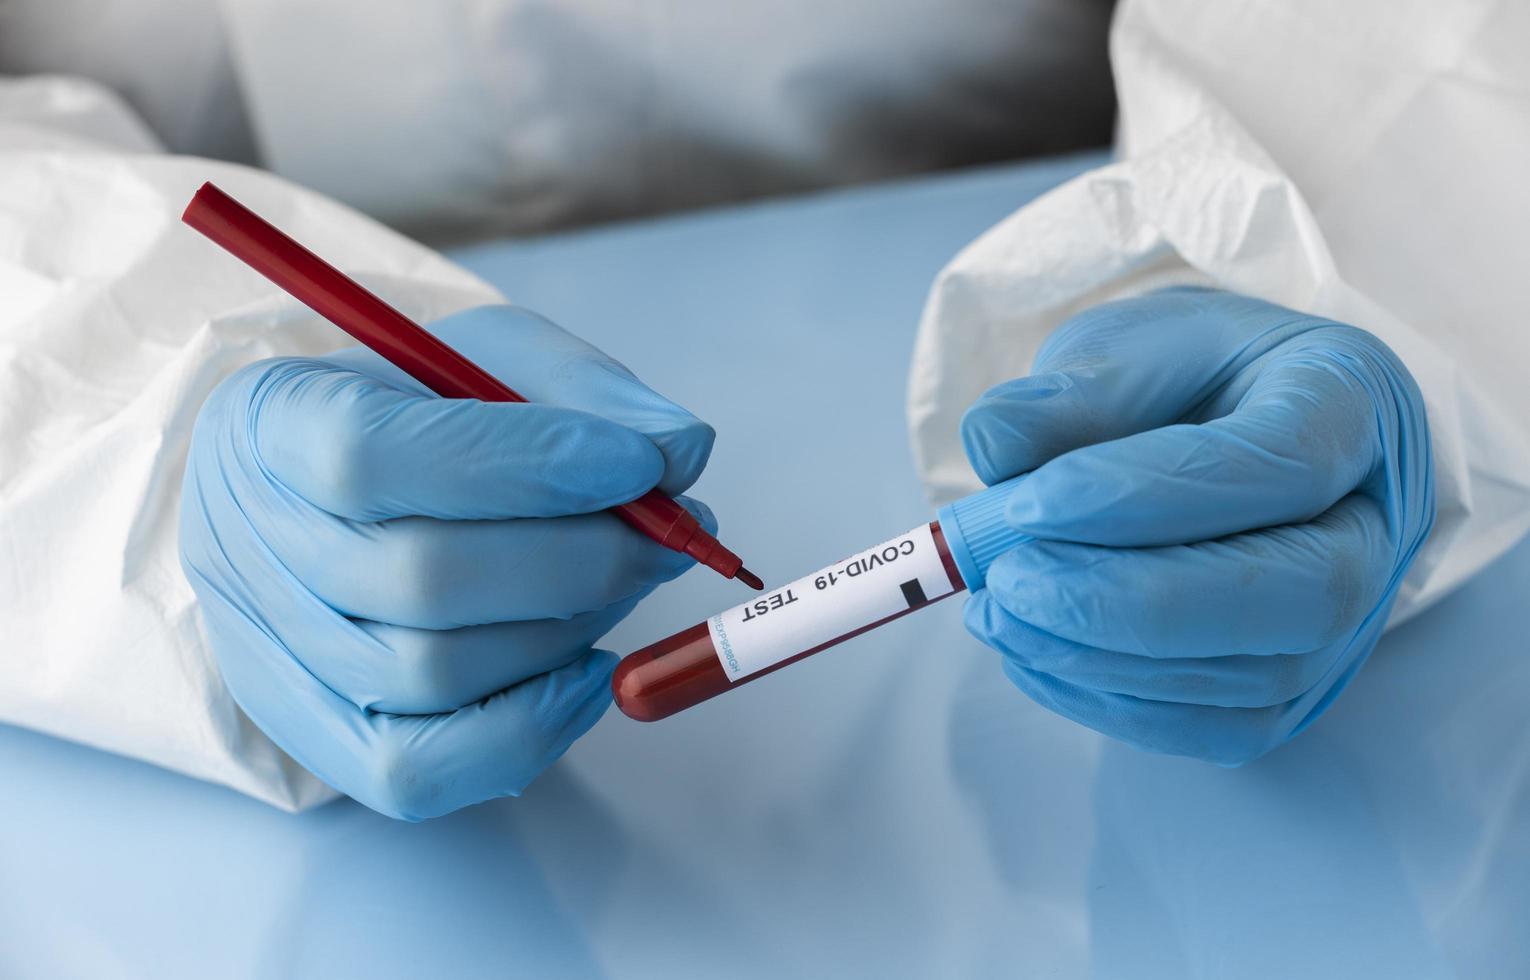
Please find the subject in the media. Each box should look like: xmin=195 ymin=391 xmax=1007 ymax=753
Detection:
xmin=0 ymin=0 xmax=1116 ymax=242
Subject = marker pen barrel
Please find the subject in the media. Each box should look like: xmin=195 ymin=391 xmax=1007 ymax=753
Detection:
xmin=613 ymin=475 xmax=1027 ymax=721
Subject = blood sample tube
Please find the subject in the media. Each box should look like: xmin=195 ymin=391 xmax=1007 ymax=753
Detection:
xmin=613 ymin=475 xmax=1028 ymax=721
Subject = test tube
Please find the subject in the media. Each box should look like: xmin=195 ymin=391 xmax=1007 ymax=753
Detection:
xmin=613 ymin=475 xmax=1027 ymax=721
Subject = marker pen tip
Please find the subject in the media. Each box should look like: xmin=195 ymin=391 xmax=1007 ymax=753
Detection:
xmin=736 ymin=567 xmax=765 ymax=590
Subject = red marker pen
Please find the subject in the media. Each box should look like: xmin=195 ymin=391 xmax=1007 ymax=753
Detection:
xmin=614 ymin=475 xmax=1026 ymax=720
xmin=181 ymin=182 xmax=761 ymax=589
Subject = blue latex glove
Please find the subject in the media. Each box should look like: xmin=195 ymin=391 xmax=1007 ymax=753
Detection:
xmin=960 ymin=287 xmax=1434 ymax=764
xmin=180 ymin=305 xmax=715 ymax=819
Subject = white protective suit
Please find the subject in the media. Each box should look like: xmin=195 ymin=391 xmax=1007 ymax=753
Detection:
xmin=911 ymin=0 xmax=1530 ymax=623
xmin=0 ymin=77 xmax=504 ymax=809
xmin=2 ymin=0 xmax=1527 ymax=812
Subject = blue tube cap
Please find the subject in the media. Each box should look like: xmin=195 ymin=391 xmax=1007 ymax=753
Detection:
xmin=936 ymin=475 xmax=1029 ymax=590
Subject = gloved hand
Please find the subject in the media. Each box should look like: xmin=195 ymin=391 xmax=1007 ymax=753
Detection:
xmin=960 ymin=287 xmax=1434 ymax=764
xmin=180 ymin=305 xmax=715 ymax=818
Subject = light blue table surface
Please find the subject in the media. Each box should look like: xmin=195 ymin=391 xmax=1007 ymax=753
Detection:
xmin=4 ymin=153 xmax=1528 ymax=979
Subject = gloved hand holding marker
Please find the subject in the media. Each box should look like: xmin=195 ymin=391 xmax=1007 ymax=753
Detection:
xmin=178 ymin=184 xmax=757 ymax=819
xmin=181 ymin=183 xmax=761 ymax=590
xmin=617 ymin=289 xmax=1435 ymax=768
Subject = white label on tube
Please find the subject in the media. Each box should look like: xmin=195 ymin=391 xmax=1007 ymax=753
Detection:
xmin=708 ymin=522 xmax=957 ymax=682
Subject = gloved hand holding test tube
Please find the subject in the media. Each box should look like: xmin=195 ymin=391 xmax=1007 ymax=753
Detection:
xmin=619 ymin=289 xmax=1434 ymax=772
xmin=178 ymin=183 xmax=761 ymax=818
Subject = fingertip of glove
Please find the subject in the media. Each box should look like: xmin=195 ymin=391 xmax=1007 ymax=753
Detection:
xmin=570 ymin=369 xmax=714 ymax=496
xmin=973 ymin=545 xmax=1063 ymax=626
xmin=996 ymin=455 xmax=1104 ymax=538
xmin=675 ymin=494 xmax=719 ymax=537
xmin=568 ymin=653 xmax=619 ymax=731
xmin=961 ymin=588 xmax=1008 ymax=643
xmin=976 ymin=547 xmax=1028 ymax=600
xmin=534 ymin=651 xmax=619 ymax=746
xmin=960 ymin=372 xmax=1074 ymax=484
xmin=649 ymin=417 xmax=716 ymax=496
xmin=1000 ymin=474 xmax=1055 ymax=534
xmin=571 ymin=418 xmax=670 ymax=507
xmin=585 ymin=647 xmax=621 ymax=685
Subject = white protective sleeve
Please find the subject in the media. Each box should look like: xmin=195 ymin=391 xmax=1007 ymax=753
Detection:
xmin=908 ymin=0 xmax=1530 ymax=622
xmin=0 ymin=76 xmax=503 ymax=810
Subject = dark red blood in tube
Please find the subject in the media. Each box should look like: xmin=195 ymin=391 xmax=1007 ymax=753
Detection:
xmin=613 ymin=522 xmax=967 ymax=721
